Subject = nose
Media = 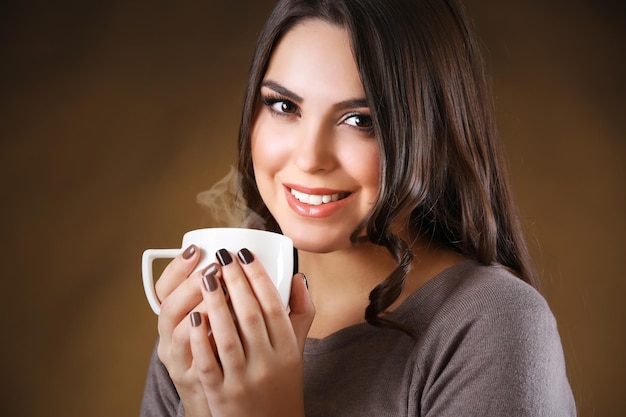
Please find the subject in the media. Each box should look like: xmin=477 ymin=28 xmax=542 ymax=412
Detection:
xmin=292 ymin=119 xmax=337 ymax=174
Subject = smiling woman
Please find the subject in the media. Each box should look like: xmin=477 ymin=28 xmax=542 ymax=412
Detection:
xmin=140 ymin=1 xmax=576 ymax=416
xmin=251 ymin=20 xmax=380 ymax=252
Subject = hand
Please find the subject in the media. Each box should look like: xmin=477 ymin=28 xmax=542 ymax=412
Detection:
xmin=189 ymin=248 xmax=315 ymax=417
xmin=154 ymin=244 xmax=213 ymax=417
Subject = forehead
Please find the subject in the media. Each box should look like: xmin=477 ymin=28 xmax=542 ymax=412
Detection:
xmin=263 ymin=19 xmax=364 ymax=99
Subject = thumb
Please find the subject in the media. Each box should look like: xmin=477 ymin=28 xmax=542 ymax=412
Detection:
xmin=288 ymin=273 xmax=315 ymax=350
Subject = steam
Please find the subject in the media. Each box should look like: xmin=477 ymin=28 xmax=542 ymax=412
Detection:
xmin=196 ymin=166 xmax=248 ymax=228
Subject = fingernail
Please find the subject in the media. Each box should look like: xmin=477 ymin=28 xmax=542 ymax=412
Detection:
xmin=190 ymin=312 xmax=202 ymax=327
xmin=201 ymin=263 xmax=219 ymax=276
xmin=301 ymin=273 xmax=308 ymax=289
xmin=237 ymin=248 xmax=254 ymax=264
xmin=202 ymin=264 xmax=219 ymax=292
xmin=182 ymin=245 xmax=196 ymax=260
xmin=216 ymin=249 xmax=233 ymax=266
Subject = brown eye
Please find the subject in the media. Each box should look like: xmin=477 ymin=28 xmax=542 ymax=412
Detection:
xmin=260 ymin=94 xmax=300 ymax=117
xmin=270 ymin=99 xmax=298 ymax=114
xmin=345 ymin=114 xmax=373 ymax=130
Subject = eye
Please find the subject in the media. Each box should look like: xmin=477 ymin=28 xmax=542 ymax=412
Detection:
xmin=261 ymin=96 xmax=299 ymax=116
xmin=344 ymin=113 xmax=374 ymax=131
xmin=272 ymin=100 xmax=298 ymax=114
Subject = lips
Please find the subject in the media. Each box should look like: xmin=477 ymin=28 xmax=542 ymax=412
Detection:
xmin=290 ymin=188 xmax=350 ymax=206
xmin=284 ymin=184 xmax=353 ymax=218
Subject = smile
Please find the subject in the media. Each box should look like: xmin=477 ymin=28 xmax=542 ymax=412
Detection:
xmin=290 ymin=188 xmax=349 ymax=206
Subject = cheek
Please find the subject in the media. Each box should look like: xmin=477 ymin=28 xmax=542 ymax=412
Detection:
xmin=364 ymin=148 xmax=381 ymax=188
xmin=251 ymin=116 xmax=287 ymax=170
xmin=340 ymin=142 xmax=381 ymax=194
xmin=250 ymin=120 xmax=289 ymax=203
xmin=252 ymin=139 xmax=282 ymax=170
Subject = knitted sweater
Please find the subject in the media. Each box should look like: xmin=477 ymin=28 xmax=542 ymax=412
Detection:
xmin=140 ymin=260 xmax=576 ymax=416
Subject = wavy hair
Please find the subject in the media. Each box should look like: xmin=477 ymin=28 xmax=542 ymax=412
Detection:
xmin=237 ymin=0 xmax=538 ymax=330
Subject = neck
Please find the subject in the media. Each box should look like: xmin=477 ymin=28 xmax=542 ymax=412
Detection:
xmin=298 ymin=242 xmax=392 ymax=338
xmin=298 ymin=242 xmax=396 ymax=298
xmin=298 ymin=237 xmax=466 ymax=339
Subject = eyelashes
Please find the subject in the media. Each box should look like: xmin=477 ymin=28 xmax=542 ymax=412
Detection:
xmin=342 ymin=113 xmax=374 ymax=131
xmin=260 ymin=94 xmax=299 ymax=117
xmin=259 ymin=93 xmax=375 ymax=135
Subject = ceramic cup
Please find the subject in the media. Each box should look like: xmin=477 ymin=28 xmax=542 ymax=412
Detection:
xmin=142 ymin=228 xmax=294 ymax=315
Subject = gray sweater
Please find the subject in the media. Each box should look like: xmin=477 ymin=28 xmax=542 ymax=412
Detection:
xmin=140 ymin=260 xmax=576 ymax=416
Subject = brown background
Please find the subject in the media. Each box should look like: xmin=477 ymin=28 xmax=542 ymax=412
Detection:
xmin=1 ymin=1 xmax=623 ymax=416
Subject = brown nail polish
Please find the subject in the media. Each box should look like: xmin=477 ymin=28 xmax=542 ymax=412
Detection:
xmin=237 ymin=248 xmax=254 ymax=264
xmin=202 ymin=266 xmax=219 ymax=292
xmin=190 ymin=312 xmax=202 ymax=327
xmin=216 ymin=249 xmax=233 ymax=266
xmin=201 ymin=263 xmax=219 ymax=277
xmin=182 ymin=245 xmax=196 ymax=260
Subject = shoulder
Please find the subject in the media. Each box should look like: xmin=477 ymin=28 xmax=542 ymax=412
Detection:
xmin=445 ymin=262 xmax=559 ymax=355
xmin=447 ymin=261 xmax=553 ymax=326
xmin=396 ymin=260 xmax=567 ymax=386
xmin=435 ymin=262 xmax=558 ymax=353
xmin=397 ymin=261 xmax=576 ymax=415
xmin=398 ymin=260 xmax=555 ymax=336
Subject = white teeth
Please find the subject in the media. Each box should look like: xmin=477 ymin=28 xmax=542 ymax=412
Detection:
xmin=309 ymin=195 xmax=323 ymax=205
xmin=291 ymin=189 xmax=343 ymax=206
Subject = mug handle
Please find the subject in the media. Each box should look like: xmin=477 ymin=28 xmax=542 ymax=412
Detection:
xmin=142 ymin=248 xmax=181 ymax=315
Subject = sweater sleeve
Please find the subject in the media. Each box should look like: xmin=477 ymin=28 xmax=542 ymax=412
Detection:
xmin=139 ymin=341 xmax=185 ymax=417
xmin=417 ymin=276 xmax=576 ymax=417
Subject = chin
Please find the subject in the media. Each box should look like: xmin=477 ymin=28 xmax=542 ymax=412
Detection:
xmin=283 ymin=227 xmax=354 ymax=254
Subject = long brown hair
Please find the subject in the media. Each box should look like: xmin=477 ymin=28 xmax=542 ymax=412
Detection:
xmin=237 ymin=0 xmax=538 ymax=329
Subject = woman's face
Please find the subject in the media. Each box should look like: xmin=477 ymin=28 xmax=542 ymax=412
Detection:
xmin=251 ymin=20 xmax=380 ymax=253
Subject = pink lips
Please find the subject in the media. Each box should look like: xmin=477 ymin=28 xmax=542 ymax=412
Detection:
xmin=283 ymin=184 xmax=352 ymax=218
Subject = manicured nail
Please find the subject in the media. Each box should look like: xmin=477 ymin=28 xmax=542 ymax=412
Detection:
xmin=302 ymin=273 xmax=308 ymax=290
xmin=202 ymin=264 xmax=219 ymax=292
xmin=182 ymin=245 xmax=196 ymax=260
xmin=237 ymin=248 xmax=254 ymax=264
xmin=216 ymin=249 xmax=233 ymax=266
xmin=201 ymin=263 xmax=219 ymax=276
xmin=295 ymin=272 xmax=308 ymax=289
xmin=190 ymin=311 xmax=202 ymax=327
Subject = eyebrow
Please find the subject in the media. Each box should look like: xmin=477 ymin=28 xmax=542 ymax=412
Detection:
xmin=260 ymin=79 xmax=369 ymax=111
xmin=261 ymin=80 xmax=303 ymax=103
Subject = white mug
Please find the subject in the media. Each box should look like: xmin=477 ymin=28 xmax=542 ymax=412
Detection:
xmin=142 ymin=228 xmax=294 ymax=315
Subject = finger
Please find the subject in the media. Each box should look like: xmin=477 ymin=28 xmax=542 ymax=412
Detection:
xmin=157 ymin=295 xmax=206 ymax=365
xmin=200 ymin=263 xmax=246 ymax=373
xmin=155 ymin=244 xmax=201 ymax=302
xmin=189 ymin=311 xmax=223 ymax=387
xmin=161 ymin=312 xmax=193 ymax=366
xmin=288 ymin=273 xmax=316 ymax=351
xmin=157 ymin=265 xmax=208 ymax=341
xmin=216 ymin=249 xmax=272 ymax=353
xmin=235 ymin=248 xmax=292 ymax=349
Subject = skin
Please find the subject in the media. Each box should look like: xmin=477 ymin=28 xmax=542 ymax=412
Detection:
xmin=156 ymin=249 xmax=312 ymax=417
xmin=251 ymin=20 xmax=380 ymax=255
xmin=154 ymin=19 xmax=464 ymax=417
xmin=252 ymin=19 xmax=463 ymax=338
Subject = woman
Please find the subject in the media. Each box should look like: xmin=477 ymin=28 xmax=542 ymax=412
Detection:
xmin=141 ymin=0 xmax=576 ymax=416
